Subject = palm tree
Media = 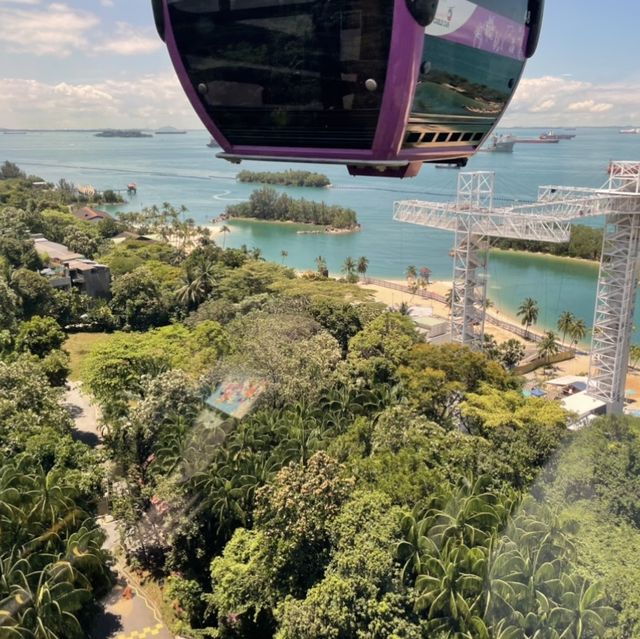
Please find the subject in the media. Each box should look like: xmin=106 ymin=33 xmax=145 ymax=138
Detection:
xmin=280 ymin=249 xmax=288 ymax=264
xmin=630 ymin=344 xmax=640 ymax=369
xmin=356 ymin=256 xmax=369 ymax=280
xmin=406 ymin=265 xmax=417 ymax=285
xmin=176 ymin=274 xmax=205 ymax=309
xmin=418 ymin=266 xmax=431 ymax=292
xmin=517 ymin=298 xmax=539 ymax=336
xmin=445 ymin=288 xmax=454 ymax=309
xmin=342 ymin=256 xmax=356 ymax=282
xmin=557 ymin=310 xmax=575 ymax=345
xmin=219 ymin=224 xmax=230 ymax=248
xmin=569 ymin=318 xmax=587 ymax=349
xmin=554 ymin=576 xmax=614 ymax=638
xmin=537 ymin=331 xmax=560 ymax=365
xmin=315 ymin=255 xmax=328 ymax=277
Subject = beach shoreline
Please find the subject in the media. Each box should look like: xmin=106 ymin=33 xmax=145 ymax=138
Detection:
xmin=225 ymin=216 xmax=361 ymax=234
xmin=490 ymin=247 xmax=600 ymax=269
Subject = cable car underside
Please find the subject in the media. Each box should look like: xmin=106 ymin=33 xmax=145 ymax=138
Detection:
xmin=153 ymin=0 xmax=544 ymax=178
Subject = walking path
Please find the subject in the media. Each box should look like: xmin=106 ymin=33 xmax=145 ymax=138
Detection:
xmin=63 ymin=384 xmax=174 ymax=639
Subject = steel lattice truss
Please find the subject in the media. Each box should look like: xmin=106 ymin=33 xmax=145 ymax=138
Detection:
xmin=393 ymin=162 xmax=640 ymax=413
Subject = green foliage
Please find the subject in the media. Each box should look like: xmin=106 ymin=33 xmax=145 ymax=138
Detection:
xmin=40 ymin=348 xmax=71 ymax=387
xmin=208 ymin=529 xmax=277 ymax=633
xmin=0 ymin=160 xmax=26 ymax=179
xmin=399 ymin=342 xmax=514 ymax=427
xmin=498 ymin=338 xmax=526 ymax=369
xmin=0 ymin=277 xmax=19 ymax=332
xmin=223 ymin=311 xmax=341 ymax=404
xmin=516 ymin=297 xmax=539 ymax=331
xmin=109 ymin=266 xmax=170 ymax=330
xmin=494 ymin=223 xmax=603 ymax=261
xmin=99 ymin=239 xmax=182 ymax=276
xmin=462 ymin=386 xmax=567 ymax=487
xmin=15 ymin=315 xmax=65 ymax=357
xmin=237 ymin=170 xmax=331 ymax=188
xmin=11 ymin=267 xmax=56 ymax=319
xmin=347 ymin=313 xmax=420 ymax=384
xmin=308 ymin=298 xmax=364 ymax=354
xmin=164 ymin=574 xmax=208 ymax=631
xmin=0 ymin=356 xmax=72 ymax=456
xmin=218 ymin=261 xmax=293 ymax=303
xmin=227 ymin=187 xmax=359 ymax=229
xmin=82 ymin=325 xmax=224 ymax=411
xmin=0 ymin=457 xmax=112 ymax=637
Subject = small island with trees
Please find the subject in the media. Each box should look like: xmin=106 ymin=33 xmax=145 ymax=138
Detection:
xmin=95 ymin=129 xmax=153 ymax=138
xmin=225 ymin=187 xmax=360 ymax=232
xmin=237 ymin=170 xmax=331 ymax=188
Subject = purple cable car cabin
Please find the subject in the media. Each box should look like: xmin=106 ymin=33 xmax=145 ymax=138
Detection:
xmin=153 ymin=0 xmax=543 ymax=178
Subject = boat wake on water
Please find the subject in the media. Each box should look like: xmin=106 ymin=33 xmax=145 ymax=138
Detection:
xmin=212 ymin=190 xmax=245 ymax=202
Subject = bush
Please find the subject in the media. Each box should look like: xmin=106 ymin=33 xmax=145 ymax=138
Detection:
xmin=16 ymin=315 xmax=65 ymax=357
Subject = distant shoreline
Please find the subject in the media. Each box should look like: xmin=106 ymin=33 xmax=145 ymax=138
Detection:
xmin=225 ymin=216 xmax=361 ymax=234
xmin=490 ymin=247 xmax=600 ymax=269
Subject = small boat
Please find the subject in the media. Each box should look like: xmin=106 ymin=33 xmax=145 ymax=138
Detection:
xmin=435 ymin=163 xmax=462 ymax=169
xmin=207 ymin=138 xmax=218 ymax=148
xmin=620 ymin=128 xmax=640 ymax=134
xmin=481 ymin=134 xmax=516 ymax=153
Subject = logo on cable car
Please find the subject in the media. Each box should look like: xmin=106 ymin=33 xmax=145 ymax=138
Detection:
xmin=427 ymin=1 xmax=477 ymax=36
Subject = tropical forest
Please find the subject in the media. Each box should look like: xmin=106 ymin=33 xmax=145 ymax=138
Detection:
xmin=1 ymin=163 xmax=640 ymax=638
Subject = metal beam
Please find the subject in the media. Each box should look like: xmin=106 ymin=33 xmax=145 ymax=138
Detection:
xmin=393 ymin=162 xmax=640 ymax=415
xmin=588 ymin=213 xmax=640 ymax=412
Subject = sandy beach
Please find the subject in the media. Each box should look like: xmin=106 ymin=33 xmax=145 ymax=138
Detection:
xmin=358 ymin=276 xmax=640 ymax=409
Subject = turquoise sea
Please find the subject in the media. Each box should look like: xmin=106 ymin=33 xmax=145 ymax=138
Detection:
xmin=1 ymin=128 xmax=639 ymax=339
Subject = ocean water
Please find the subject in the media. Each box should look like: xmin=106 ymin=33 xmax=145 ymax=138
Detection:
xmin=1 ymin=128 xmax=639 ymax=339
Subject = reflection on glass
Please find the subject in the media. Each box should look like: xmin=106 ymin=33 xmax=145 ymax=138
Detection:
xmin=169 ymin=0 xmax=393 ymax=148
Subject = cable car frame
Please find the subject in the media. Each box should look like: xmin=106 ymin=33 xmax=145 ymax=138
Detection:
xmin=153 ymin=0 xmax=544 ymax=177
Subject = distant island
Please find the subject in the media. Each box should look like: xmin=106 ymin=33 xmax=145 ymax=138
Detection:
xmin=237 ymin=169 xmax=331 ymax=188
xmin=155 ymin=126 xmax=187 ymax=134
xmin=225 ymin=187 xmax=359 ymax=231
xmin=95 ymin=130 xmax=153 ymax=138
xmin=493 ymin=224 xmax=602 ymax=262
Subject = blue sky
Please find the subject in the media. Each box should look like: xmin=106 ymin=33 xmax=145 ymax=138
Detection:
xmin=0 ymin=0 xmax=638 ymax=128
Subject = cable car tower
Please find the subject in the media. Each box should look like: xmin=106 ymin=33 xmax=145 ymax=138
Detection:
xmin=394 ymin=162 xmax=640 ymax=414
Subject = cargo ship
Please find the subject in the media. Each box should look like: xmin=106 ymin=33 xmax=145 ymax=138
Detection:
xmin=481 ymin=134 xmax=517 ymax=153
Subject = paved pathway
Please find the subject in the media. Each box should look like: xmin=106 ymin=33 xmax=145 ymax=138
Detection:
xmin=64 ymin=380 xmax=103 ymax=447
xmin=90 ymin=518 xmax=174 ymax=639
xmin=61 ymin=385 xmax=174 ymax=639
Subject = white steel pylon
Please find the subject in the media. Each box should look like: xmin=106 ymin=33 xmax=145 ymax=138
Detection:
xmin=393 ymin=161 xmax=640 ymax=414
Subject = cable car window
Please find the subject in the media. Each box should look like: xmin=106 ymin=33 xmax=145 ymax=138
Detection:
xmin=168 ymin=0 xmax=393 ymax=149
xmin=412 ymin=0 xmax=528 ymax=123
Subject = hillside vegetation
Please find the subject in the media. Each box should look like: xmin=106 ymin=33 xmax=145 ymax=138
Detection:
xmin=0 ymin=164 xmax=638 ymax=638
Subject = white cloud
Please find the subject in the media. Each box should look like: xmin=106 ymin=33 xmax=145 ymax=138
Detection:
xmin=567 ymin=100 xmax=613 ymax=113
xmin=94 ymin=22 xmax=162 ymax=56
xmin=503 ymin=75 xmax=640 ymax=126
xmin=100 ymin=0 xmax=114 ymax=6
xmin=0 ymin=74 xmax=201 ymax=129
xmin=0 ymin=2 xmax=99 ymax=57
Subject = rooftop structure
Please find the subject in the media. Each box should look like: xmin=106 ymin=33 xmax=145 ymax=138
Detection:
xmin=394 ymin=162 xmax=640 ymax=415
xmin=32 ymin=235 xmax=111 ymax=298
xmin=73 ymin=207 xmax=113 ymax=224
xmin=32 ymin=235 xmax=83 ymax=262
